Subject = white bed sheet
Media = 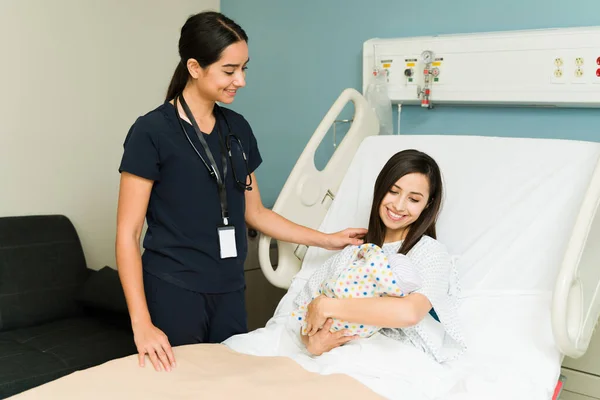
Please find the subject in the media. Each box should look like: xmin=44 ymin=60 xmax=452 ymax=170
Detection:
xmin=227 ymin=277 xmax=458 ymax=400
xmin=228 ymin=135 xmax=600 ymax=399
xmin=227 ymin=276 xmax=556 ymax=399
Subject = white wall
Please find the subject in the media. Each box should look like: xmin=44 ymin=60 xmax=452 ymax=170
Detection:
xmin=0 ymin=0 xmax=220 ymax=270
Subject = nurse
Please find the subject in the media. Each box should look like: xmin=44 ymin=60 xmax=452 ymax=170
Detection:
xmin=115 ymin=11 xmax=366 ymax=373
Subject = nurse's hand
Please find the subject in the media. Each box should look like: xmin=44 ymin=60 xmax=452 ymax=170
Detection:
xmin=133 ymin=321 xmax=176 ymax=372
xmin=301 ymin=319 xmax=358 ymax=356
xmin=323 ymin=228 xmax=368 ymax=250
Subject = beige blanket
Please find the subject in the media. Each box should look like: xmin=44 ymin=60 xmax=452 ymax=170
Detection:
xmin=11 ymin=344 xmax=384 ymax=399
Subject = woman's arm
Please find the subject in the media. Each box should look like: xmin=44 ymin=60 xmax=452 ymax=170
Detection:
xmin=244 ymin=173 xmax=366 ymax=250
xmin=305 ymin=294 xmax=432 ymax=336
xmin=116 ymin=172 xmax=175 ymax=371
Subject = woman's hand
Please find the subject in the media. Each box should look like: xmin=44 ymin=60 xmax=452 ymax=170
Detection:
xmin=133 ymin=321 xmax=176 ymax=372
xmin=306 ymin=295 xmax=333 ymax=336
xmin=323 ymin=228 xmax=367 ymax=250
xmin=301 ymin=319 xmax=358 ymax=356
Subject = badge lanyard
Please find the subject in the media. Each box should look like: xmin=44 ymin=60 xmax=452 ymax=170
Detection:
xmin=175 ymin=94 xmax=237 ymax=259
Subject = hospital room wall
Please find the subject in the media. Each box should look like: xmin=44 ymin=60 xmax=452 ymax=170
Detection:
xmin=221 ymin=0 xmax=600 ymax=207
xmin=0 ymin=0 xmax=219 ymax=271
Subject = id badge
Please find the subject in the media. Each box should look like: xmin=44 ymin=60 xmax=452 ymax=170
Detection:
xmin=217 ymin=226 xmax=237 ymax=259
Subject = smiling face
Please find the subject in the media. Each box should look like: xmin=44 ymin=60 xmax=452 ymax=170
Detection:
xmin=187 ymin=40 xmax=249 ymax=104
xmin=364 ymin=149 xmax=443 ymax=254
xmin=378 ymin=172 xmax=430 ymax=243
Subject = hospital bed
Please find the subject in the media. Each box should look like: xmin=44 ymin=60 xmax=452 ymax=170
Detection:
xmin=257 ymin=88 xmax=600 ymax=398
xmin=10 ymin=89 xmax=600 ymax=400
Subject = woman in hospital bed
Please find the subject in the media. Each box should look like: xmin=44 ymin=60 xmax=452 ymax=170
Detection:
xmin=224 ymin=149 xmax=465 ymax=396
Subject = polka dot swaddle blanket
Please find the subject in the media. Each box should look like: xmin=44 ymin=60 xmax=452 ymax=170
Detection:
xmin=292 ymin=243 xmax=422 ymax=338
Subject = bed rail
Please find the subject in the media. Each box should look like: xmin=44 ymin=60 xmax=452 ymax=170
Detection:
xmin=552 ymin=157 xmax=600 ymax=358
xmin=257 ymin=88 xmax=379 ymax=289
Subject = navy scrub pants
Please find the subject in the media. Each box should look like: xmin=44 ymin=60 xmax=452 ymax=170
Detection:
xmin=143 ymin=271 xmax=247 ymax=346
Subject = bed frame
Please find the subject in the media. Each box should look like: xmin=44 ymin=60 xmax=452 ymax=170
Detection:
xmin=257 ymin=88 xmax=379 ymax=288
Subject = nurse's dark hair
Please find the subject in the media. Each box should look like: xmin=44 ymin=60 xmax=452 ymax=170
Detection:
xmin=363 ymin=149 xmax=443 ymax=255
xmin=165 ymin=11 xmax=248 ymax=101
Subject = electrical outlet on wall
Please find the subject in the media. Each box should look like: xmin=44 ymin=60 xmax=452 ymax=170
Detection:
xmin=571 ymin=55 xmax=586 ymax=84
xmin=591 ymin=53 xmax=600 ymax=84
xmin=551 ymin=56 xmax=566 ymax=84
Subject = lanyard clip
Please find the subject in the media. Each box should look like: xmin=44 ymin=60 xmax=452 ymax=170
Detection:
xmin=222 ymin=211 xmax=229 ymax=226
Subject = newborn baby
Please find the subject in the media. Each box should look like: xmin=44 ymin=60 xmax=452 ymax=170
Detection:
xmin=292 ymin=243 xmax=422 ymax=338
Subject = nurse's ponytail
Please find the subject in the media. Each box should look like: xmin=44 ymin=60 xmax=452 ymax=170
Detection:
xmin=166 ymin=62 xmax=188 ymax=102
xmin=165 ymin=11 xmax=248 ymax=102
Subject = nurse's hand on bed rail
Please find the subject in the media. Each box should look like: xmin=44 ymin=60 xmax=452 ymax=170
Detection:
xmin=323 ymin=228 xmax=368 ymax=250
xmin=301 ymin=319 xmax=358 ymax=356
xmin=133 ymin=321 xmax=176 ymax=372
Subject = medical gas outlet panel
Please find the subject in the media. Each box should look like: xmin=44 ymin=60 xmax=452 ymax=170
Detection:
xmin=363 ymin=26 xmax=600 ymax=108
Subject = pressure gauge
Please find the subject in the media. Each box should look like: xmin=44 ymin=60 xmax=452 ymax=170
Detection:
xmin=421 ymin=50 xmax=434 ymax=64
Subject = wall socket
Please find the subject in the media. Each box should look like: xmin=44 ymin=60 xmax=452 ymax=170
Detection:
xmin=552 ymin=54 xmax=600 ymax=85
xmin=572 ymin=56 xmax=586 ymax=84
xmin=592 ymin=54 xmax=600 ymax=84
xmin=551 ymin=56 xmax=566 ymax=84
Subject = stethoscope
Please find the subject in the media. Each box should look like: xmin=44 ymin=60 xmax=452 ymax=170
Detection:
xmin=174 ymin=94 xmax=253 ymax=193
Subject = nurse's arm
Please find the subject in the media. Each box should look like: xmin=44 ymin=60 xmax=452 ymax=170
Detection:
xmin=116 ymin=172 xmax=154 ymax=328
xmin=244 ymin=173 xmax=366 ymax=250
xmin=116 ymin=172 xmax=175 ymax=371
